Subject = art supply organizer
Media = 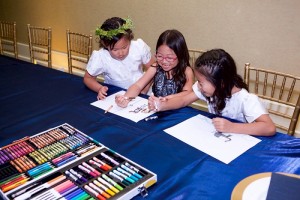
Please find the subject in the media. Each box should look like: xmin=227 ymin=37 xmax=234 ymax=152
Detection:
xmin=0 ymin=123 xmax=157 ymax=200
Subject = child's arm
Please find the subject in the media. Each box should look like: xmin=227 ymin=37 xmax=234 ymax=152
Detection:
xmin=83 ymin=71 xmax=108 ymax=100
xmin=149 ymin=90 xmax=199 ymax=111
xmin=143 ymin=56 xmax=156 ymax=71
xmin=141 ymin=56 xmax=156 ymax=94
xmin=212 ymin=115 xmax=276 ymax=136
xmin=115 ymin=66 xmax=157 ymax=107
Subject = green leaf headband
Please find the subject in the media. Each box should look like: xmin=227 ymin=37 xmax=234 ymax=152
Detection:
xmin=95 ymin=18 xmax=134 ymax=40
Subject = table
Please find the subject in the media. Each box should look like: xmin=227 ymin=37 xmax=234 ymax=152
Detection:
xmin=1 ymin=55 xmax=300 ymax=200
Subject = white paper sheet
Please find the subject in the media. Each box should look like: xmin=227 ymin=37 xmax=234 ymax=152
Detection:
xmin=91 ymin=91 xmax=155 ymax=122
xmin=164 ymin=114 xmax=261 ymax=164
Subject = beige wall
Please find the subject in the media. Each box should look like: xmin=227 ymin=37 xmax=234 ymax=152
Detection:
xmin=1 ymin=0 xmax=300 ymax=76
xmin=1 ymin=0 xmax=300 ymax=135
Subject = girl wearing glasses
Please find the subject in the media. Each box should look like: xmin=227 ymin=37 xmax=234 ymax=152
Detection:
xmin=149 ymin=49 xmax=275 ymax=136
xmin=115 ymin=29 xmax=194 ymax=108
xmin=84 ymin=17 xmax=155 ymax=100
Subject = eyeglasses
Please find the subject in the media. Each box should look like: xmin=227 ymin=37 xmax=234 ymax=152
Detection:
xmin=155 ymin=53 xmax=177 ymax=62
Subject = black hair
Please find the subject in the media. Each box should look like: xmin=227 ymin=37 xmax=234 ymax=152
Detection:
xmin=99 ymin=17 xmax=134 ymax=49
xmin=194 ymin=49 xmax=248 ymax=114
xmin=156 ymin=29 xmax=190 ymax=92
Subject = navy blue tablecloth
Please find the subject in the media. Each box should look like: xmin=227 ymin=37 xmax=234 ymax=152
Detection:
xmin=1 ymin=55 xmax=300 ymax=200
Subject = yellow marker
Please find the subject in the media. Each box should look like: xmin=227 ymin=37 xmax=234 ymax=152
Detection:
xmin=93 ymin=180 xmax=115 ymax=196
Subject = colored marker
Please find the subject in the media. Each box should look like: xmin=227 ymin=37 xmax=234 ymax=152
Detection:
xmin=100 ymin=152 xmax=119 ymax=165
xmin=93 ymin=157 xmax=112 ymax=170
xmin=78 ymin=164 xmax=98 ymax=177
xmin=84 ymin=185 xmax=106 ymax=200
xmin=70 ymin=169 xmax=88 ymax=183
xmin=97 ymin=177 xmax=120 ymax=194
xmin=102 ymin=174 xmax=123 ymax=191
xmin=93 ymin=180 xmax=115 ymax=196
xmin=89 ymin=182 xmax=111 ymax=198
xmin=113 ymin=170 xmax=135 ymax=183
xmin=117 ymin=167 xmax=139 ymax=181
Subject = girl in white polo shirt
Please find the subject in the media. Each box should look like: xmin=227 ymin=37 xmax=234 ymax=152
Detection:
xmin=149 ymin=49 xmax=276 ymax=136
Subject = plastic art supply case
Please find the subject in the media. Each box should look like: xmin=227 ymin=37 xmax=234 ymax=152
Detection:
xmin=0 ymin=123 xmax=157 ymax=200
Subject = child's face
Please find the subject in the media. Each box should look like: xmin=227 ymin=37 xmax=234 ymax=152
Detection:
xmin=108 ymin=36 xmax=130 ymax=61
xmin=156 ymin=44 xmax=178 ymax=72
xmin=195 ymin=70 xmax=215 ymax=97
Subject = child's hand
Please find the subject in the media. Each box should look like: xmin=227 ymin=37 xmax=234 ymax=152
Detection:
xmin=115 ymin=94 xmax=130 ymax=108
xmin=97 ymin=86 xmax=108 ymax=100
xmin=212 ymin=117 xmax=233 ymax=133
xmin=148 ymin=95 xmax=167 ymax=112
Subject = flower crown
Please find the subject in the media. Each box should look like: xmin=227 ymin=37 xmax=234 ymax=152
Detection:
xmin=95 ymin=18 xmax=134 ymax=40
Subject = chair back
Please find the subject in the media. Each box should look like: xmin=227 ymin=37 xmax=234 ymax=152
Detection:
xmin=188 ymin=49 xmax=205 ymax=68
xmin=0 ymin=21 xmax=18 ymax=58
xmin=66 ymin=29 xmax=92 ymax=74
xmin=27 ymin=24 xmax=52 ymax=68
xmin=244 ymin=63 xmax=300 ymax=135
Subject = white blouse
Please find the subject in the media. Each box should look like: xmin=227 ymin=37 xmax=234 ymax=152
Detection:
xmin=192 ymin=82 xmax=268 ymax=123
xmin=86 ymin=39 xmax=152 ymax=89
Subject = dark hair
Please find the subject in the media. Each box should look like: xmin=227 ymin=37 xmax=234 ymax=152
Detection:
xmin=194 ymin=49 xmax=248 ymax=114
xmin=99 ymin=17 xmax=134 ymax=49
xmin=156 ymin=29 xmax=190 ymax=92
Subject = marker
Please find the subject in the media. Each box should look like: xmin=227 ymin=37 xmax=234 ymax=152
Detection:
xmin=105 ymin=105 xmax=113 ymax=114
xmin=93 ymin=180 xmax=115 ymax=197
xmin=69 ymin=169 xmax=88 ymax=183
xmin=97 ymin=177 xmax=120 ymax=194
xmin=84 ymin=185 xmax=106 ymax=200
xmin=89 ymin=182 xmax=111 ymax=198
xmin=82 ymin=162 xmax=101 ymax=176
xmin=65 ymin=170 xmax=82 ymax=184
xmin=78 ymin=164 xmax=98 ymax=177
xmin=93 ymin=157 xmax=112 ymax=170
xmin=109 ymin=172 xmax=131 ymax=186
xmin=117 ymin=167 xmax=139 ymax=181
xmin=144 ymin=116 xmax=158 ymax=121
xmin=100 ymin=152 xmax=119 ymax=165
xmin=124 ymin=162 xmax=144 ymax=175
xmin=113 ymin=170 xmax=135 ymax=183
xmin=121 ymin=164 xmax=143 ymax=179
xmin=102 ymin=174 xmax=123 ymax=191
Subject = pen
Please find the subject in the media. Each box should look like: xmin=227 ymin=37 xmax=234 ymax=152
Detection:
xmin=124 ymin=97 xmax=135 ymax=100
xmin=144 ymin=116 xmax=158 ymax=121
xmin=104 ymin=105 xmax=113 ymax=114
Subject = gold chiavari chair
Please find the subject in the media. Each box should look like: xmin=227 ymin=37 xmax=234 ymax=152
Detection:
xmin=244 ymin=63 xmax=300 ymax=136
xmin=188 ymin=49 xmax=205 ymax=68
xmin=0 ymin=21 xmax=18 ymax=58
xmin=27 ymin=24 xmax=52 ymax=68
xmin=66 ymin=29 xmax=92 ymax=74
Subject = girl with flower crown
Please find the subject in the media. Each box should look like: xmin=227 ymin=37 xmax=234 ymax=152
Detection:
xmin=84 ymin=17 xmax=155 ymax=100
xmin=115 ymin=29 xmax=194 ymax=108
